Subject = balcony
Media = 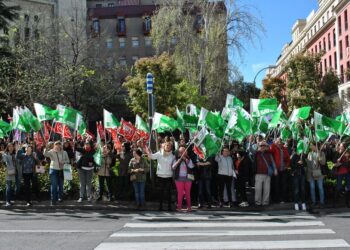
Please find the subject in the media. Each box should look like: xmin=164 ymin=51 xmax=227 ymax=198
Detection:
xmin=143 ymin=21 xmax=151 ymax=35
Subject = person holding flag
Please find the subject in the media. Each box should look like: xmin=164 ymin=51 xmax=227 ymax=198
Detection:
xmin=43 ymin=141 xmax=70 ymax=206
xmin=75 ymin=141 xmax=96 ymax=203
xmin=96 ymin=145 xmax=114 ymax=202
xmin=145 ymin=141 xmax=175 ymax=211
xmin=332 ymin=143 xmax=350 ymax=207
xmin=306 ymin=142 xmax=326 ymax=208
xmin=290 ymin=146 xmax=307 ymax=211
xmin=270 ymin=138 xmax=291 ymax=203
xmin=215 ymin=147 xmax=236 ymax=208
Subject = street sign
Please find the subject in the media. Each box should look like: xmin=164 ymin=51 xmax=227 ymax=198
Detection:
xmin=146 ymin=73 xmax=153 ymax=94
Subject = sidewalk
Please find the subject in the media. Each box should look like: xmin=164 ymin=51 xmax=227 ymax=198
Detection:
xmin=1 ymin=199 xmax=342 ymax=212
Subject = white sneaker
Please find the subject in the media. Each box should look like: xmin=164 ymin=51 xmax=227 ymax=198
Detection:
xmin=239 ymin=202 xmax=249 ymax=207
xmin=77 ymin=198 xmax=83 ymax=203
xmin=87 ymin=197 xmax=92 ymax=202
xmin=301 ymin=203 xmax=307 ymax=211
xmin=294 ymin=203 xmax=299 ymax=211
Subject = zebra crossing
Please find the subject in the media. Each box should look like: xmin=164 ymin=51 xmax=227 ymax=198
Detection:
xmin=95 ymin=211 xmax=350 ymax=250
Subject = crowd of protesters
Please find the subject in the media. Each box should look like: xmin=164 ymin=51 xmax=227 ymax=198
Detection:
xmin=0 ymin=133 xmax=349 ymax=211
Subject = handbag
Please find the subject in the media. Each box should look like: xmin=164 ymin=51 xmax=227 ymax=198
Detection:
xmin=261 ymin=153 xmax=275 ymax=177
xmin=130 ymin=174 xmax=137 ymax=182
xmin=187 ymin=174 xmax=195 ymax=181
xmin=7 ymin=168 xmax=16 ymax=176
xmin=312 ymin=169 xmax=323 ymax=179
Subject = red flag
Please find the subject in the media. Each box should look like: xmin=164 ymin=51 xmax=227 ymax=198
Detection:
xmin=34 ymin=132 xmax=44 ymax=148
xmin=43 ymin=121 xmax=51 ymax=141
xmin=113 ymin=136 xmax=122 ymax=151
xmin=97 ymin=121 xmax=105 ymax=140
xmin=193 ymin=145 xmax=205 ymax=160
xmin=62 ymin=125 xmax=73 ymax=139
xmin=118 ymin=119 xmax=136 ymax=141
xmin=53 ymin=122 xmax=63 ymax=134
xmin=53 ymin=122 xmax=72 ymax=139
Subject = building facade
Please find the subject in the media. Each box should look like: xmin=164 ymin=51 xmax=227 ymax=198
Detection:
xmin=269 ymin=0 xmax=350 ymax=111
xmin=86 ymin=0 xmax=157 ymax=68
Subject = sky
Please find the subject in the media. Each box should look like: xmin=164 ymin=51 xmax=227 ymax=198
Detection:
xmin=233 ymin=0 xmax=319 ymax=88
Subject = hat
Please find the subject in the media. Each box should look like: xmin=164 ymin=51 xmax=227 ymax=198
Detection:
xmin=259 ymin=141 xmax=269 ymax=147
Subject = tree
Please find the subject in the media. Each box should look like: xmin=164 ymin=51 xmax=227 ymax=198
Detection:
xmin=320 ymin=70 xmax=340 ymax=96
xmin=0 ymin=1 xmax=129 ymax=122
xmin=260 ymin=77 xmax=287 ymax=111
xmin=230 ymin=77 xmax=260 ymax=111
xmin=0 ymin=0 xmax=20 ymax=57
xmin=284 ymin=53 xmax=334 ymax=116
xmin=123 ymin=53 xmax=206 ymax=119
xmin=151 ymin=0 xmax=263 ymax=110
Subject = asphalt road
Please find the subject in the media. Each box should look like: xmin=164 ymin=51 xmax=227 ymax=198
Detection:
xmin=0 ymin=208 xmax=350 ymax=250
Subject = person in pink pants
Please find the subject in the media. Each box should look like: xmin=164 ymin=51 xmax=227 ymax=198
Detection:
xmin=172 ymin=146 xmax=194 ymax=212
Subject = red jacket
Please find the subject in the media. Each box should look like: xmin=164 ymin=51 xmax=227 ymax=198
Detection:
xmin=335 ymin=153 xmax=350 ymax=175
xmin=255 ymin=151 xmax=275 ymax=175
xmin=270 ymin=143 xmax=290 ymax=171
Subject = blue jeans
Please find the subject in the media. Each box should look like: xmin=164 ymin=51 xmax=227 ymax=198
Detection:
xmin=49 ymin=169 xmax=64 ymax=202
xmin=6 ymin=180 xmax=13 ymax=202
xmin=198 ymin=179 xmax=212 ymax=204
xmin=132 ymin=181 xmax=145 ymax=205
xmin=309 ymin=178 xmax=324 ymax=205
xmin=336 ymin=173 xmax=350 ymax=192
xmin=293 ymin=175 xmax=305 ymax=203
xmin=15 ymin=174 xmax=21 ymax=196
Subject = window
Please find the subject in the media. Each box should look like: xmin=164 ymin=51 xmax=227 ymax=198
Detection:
xmin=324 ymin=58 xmax=327 ymax=72
xmin=334 ymin=52 xmax=337 ymax=69
xmin=171 ymin=37 xmax=177 ymax=45
xmin=132 ymin=56 xmax=139 ymax=63
xmin=333 ymin=29 xmax=336 ymax=47
xmin=329 ymin=55 xmax=332 ymax=68
xmin=131 ymin=37 xmax=139 ymax=47
xmin=322 ymin=16 xmax=325 ymax=24
xmin=319 ymin=41 xmax=322 ymax=52
xmin=34 ymin=29 xmax=39 ymax=40
xmin=339 ymin=16 xmax=342 ymax=35
xmin=119 ymin=56 xmax=127 ymax=66
xmin=107 ymin=57 xmax=114 ymax=68
xmin=145 ymin=37 xmax=152 ymax=47
xmin=106 ymin=38 xmax=113 ymax=48
xmin=340 ymin=40 xmax=343 ymax=60
xmin=117 ymin=17 xmax=126 ymax=34
xmin=346 ymin=35 xmax=349 ymax=48
xmin=143 ymin=16 xmax=151 ymax=34
xmin=92 ymin=18 xmax=100 ymax=36
xmin=341 ymin=65 xmax=344 ymax=82
xmin=108 ymin=3 xmax=115 ymax=7
xmin=96 ymin=4 xmax=102 ymax=8
xmin=328 ymin=33 xmax=331 ymax=50
xmin=323 ymin=37 xmax=326 ymax=51
xmin=34 ymin=15 xmax=39 ymax=23
xmin=195 ymin=14 xmax=204 ymax=32
xmin=24 ymin=27 xmax=30 ymax=41
xmin=24 ymin=14 xmax=29 ymax=22
xmin=311 ymin=48 xmax=314 ymax=54
xmin=315 ymin=45 xmax=318 ymax=53
xmin=345 ymin=10 xmax=348 ymax=31
xmin=119 ymin=38 xmax=126 ymax=48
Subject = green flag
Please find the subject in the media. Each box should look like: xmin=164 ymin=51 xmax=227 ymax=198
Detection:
xmin=75 ymin=113 xmax=87 ymax=136
xmin=56 ymin=105 xmax=78 ymax=129
xmin=135 ymin=114 xmax=149 ymax=133
xmin=93 ymin=133 xmax=103 ymax=167
xmin=176 ymin=108 xmax=198 ymax=133
xmin=195 ymin=129 xmax=221 ymax=159
xmin=103 ymin=109 xmax=120 ymax=129
xmin=250 ymin=98 xmax=277 ymax=117
xmin=152 ymin=112 xmax=178 ymax=132
xmin=281 ymin=127 xmax=292 ymax=141
xmin=314 ymin=111 xmax=345 ymax=136
xmin=198 ymin=107 xmax=225 ymax=138
xmin=225 ymin=94 xmax=244 ymax=108
xmin=289 ymin=106 xmax=311 ymax=124
xmin=268 ymin=110 xmax=283 ymax=129
xmin=34 ymin=103 xmax=58 ymax=122
xmin=22 ymin=107 xmax=42 ymax=132
xmin=12 ymin=107 xmax=30 ymax=132
xmin=186 ymin=104 xmax=200 ymax=117
xmin=0 ymin=120 xmax=12 ymax=137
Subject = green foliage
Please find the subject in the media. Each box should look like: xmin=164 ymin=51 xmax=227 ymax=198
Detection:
xmin=284 ymin=53 xmax=334 ymax=116
xmin=124 ymin=53 xmax=206 ymax=119
xmin=320 ymin=70 xmax=340 ymax=96
xmin=230 ymin=77 xmax=260 ymax=111
xmin=260 ymin=77 xmax=287 ymax=111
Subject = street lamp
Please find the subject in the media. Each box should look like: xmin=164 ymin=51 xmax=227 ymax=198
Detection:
xmin=252 ymin=65 xmax=277 ymax=97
